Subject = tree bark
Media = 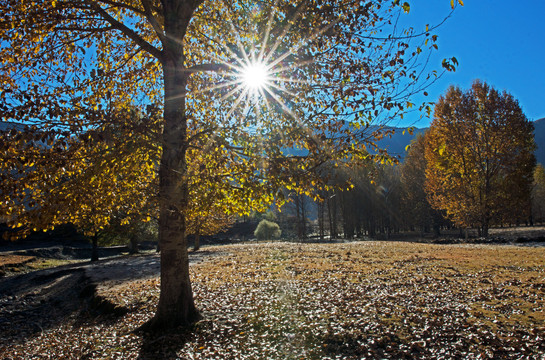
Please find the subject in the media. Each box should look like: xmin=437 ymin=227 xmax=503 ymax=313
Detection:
xmin=193 ymin=232 xmax=200 ymax=251
xmin=91 ymin=234 xmax=99 ymax=262
xmin=145 ymin=0 xmax=202 ymax=330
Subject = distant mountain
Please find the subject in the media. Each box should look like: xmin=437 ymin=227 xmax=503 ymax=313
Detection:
xmin=373 ymin=126 xmax=427 ymax=161
xmin=375 ymin=117 xmax=545 ymax=164
xmin=0 ymin=121 xmax=24 ymax=132
xmin=534 ymin=118 xmax=545 ymax=166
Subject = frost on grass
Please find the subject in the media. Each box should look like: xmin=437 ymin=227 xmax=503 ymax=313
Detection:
xmin=1 ymin=242 xmax=544 ymax=359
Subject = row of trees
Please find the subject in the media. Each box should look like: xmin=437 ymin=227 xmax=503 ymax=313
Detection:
xmin=275 ymin=81 xmax=537 ymax=240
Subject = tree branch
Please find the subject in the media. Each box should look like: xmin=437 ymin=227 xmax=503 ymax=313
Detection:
xmin=90 ymin=2 xmax=163 ymax=62
xmin=184 ymin=63 xmax=231 ymax=73
xmin=140 ymin=0 xmax=167 ymax=44
xmin=96 ymin=0 xmax=146 ymax=16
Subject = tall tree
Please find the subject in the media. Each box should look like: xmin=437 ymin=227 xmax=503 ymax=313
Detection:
xmin=531 ymin=164 xmax=545 ymax=225
xmin=400 ymin=132 xmax=445 ymax=235
xmin=1 ymin=0 xmax=462 ymax=329
xmin=425 ymin=81 xmax=536 ymax=236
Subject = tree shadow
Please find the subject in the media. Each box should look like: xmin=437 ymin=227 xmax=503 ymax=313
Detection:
xmin=136 ymin=327 xmax=193 ymax=360
xmin=0 ymin=267 xmax=128 ymax=345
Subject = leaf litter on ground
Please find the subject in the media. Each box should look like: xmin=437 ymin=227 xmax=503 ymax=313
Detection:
xmin=1 ymin=241 xmax=544 ymax=359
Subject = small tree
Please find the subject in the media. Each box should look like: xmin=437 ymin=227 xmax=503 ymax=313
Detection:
xmin=254 ymin=219 xmax=282 ymax=241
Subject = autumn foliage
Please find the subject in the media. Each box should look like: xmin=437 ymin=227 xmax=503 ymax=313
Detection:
xmin=2 ymin=241 xmax=544 ymax=359
xmin=425 ymin=81 xmax=536 ymax=236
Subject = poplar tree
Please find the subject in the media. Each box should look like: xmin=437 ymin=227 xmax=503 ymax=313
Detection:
xmin=425 ymin=81 xmax=536 ymax=236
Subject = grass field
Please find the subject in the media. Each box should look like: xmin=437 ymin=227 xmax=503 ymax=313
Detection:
xmin=1 ymin=241 xmax=544 ymax=359
xmin=0 ymin=254 xmax=77 ymax=276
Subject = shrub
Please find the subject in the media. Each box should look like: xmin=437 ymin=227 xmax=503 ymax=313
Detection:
xmin=254 ymin=219 xmax=281 ymax=241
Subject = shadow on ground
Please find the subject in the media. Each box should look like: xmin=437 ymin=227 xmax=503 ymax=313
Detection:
xmin=0 ymin=250 xmax=220 ymax=346
xmin=137 ymin=328 xmax=193 ymax=360
xmin=0 ymin=268 xmax=92 ymax=340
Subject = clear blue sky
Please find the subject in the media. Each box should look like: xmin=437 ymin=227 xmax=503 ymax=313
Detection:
xmin=396 ymin=0 xmax=545 ymax=128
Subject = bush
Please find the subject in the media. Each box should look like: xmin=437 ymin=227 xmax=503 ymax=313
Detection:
xmin=254 ymin=219 xmax=281 ymax=241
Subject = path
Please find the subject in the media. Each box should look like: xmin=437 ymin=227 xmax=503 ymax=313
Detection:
xmin=0 ymin=249 xmax=221 ymax=341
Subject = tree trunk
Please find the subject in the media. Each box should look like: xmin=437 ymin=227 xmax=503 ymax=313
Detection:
xmin=129 ymin=235 xmax=139 ymax=254
xmin=91 ymin=234 xmax=99 ymax=262
xmin=146 ymin=3 xmax=201 ymax=329
xmin=328 ymin=194 xmax=337 ymax=240
xmin=149 ymin=78 xmax=200 ymax=328
xmin=301 ymin=195 xmax=307 ymax=239
xmin=318 ymin=200 xmax=325 ymax=241
xmin=482 ymin=213 xmax=489 ymax=238
xmin=193 ymin=232 xmax=200 ymax=252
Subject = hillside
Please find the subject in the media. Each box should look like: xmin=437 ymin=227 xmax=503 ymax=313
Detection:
xmin=378 ymin=118 xmax=545 ymax=164
xmin=374 ymin=126 xmax=427 ymax=160
xmin=534 ymin=117 xmax=545 ymax=165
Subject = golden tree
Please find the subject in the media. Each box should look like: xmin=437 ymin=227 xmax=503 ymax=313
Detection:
xmin=532 ymin=164 xmax=545 ymax=224
xmin=0 ymin=107 xmax=160 ymax=241
xmin=1 ymin=0 xmax=462 ymax=329
xmin=425 ymin=81 xmax=536 ymax=236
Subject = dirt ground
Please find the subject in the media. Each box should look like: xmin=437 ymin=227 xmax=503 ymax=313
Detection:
xmin=0 ymin=250 xmax=220 ymax=340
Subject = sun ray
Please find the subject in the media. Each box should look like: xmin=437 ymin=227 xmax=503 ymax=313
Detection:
xmin=193 ymin=78 xmax=242 ymax=96
xmin=225 ymin=86 xmax=251 ymax=120
xmin=263 ymin=86 xmax=297 ymax=120
xmin=266 ymin=81 xmax=297 ymax=97
xmin=262 ymin=3 xmax=308 ymax=66
xmin=257 ymin=0 xmax=279 ymax=63
xmin=267 ymin=58 xmax=316 ymax=76
xmin=267 ymin=21 xmax=339 ymax=70
xmin=191 ymin=1 xmax=344 ymax=127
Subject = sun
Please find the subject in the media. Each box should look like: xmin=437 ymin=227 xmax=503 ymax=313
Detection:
xmin=240 ymin=62 xmax=269 ymax=92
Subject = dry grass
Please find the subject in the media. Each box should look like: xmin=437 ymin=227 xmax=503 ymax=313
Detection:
xmin=1 ymin=241 xmax=544 ymax=359
xmin=0 ymin=254 xmax=77 ymax=276
xmin=0 ymin=254 xmax=35 ymax=267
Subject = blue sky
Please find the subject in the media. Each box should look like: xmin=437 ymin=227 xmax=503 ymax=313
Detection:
xmin=396 ymin=0 xmax=545 ymax=128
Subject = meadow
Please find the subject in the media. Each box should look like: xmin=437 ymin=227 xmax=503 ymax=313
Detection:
xmin=1 ymin=241 xmax=544 ymax=359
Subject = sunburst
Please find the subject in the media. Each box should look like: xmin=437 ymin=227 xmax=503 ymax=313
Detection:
xmin=191 ymin=2 xmax=336 ymax=124
xmin=240 ymin=62 xmax=270 ymax=92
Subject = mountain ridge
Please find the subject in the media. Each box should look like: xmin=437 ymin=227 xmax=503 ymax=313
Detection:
xmin=376 ymin=118 xmax=545 ymax=164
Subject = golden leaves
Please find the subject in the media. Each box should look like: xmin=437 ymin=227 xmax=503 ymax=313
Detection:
xmin=3 ymin=241 xmax=545 ymax=358
xmin=425 ymin=81 xmax=535 ymax=230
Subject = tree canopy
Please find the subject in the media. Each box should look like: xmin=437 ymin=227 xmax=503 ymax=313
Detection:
xmin=425 ymin=80 xmax=536 ymax=236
